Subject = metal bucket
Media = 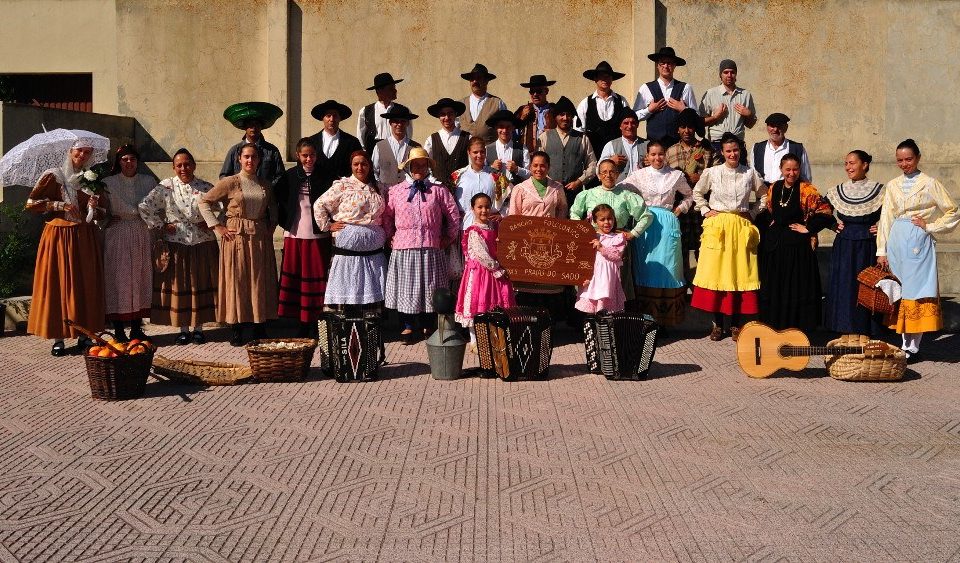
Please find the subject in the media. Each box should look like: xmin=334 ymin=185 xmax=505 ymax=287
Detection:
xmin=425 ymin=314 xmax=466 ymax=380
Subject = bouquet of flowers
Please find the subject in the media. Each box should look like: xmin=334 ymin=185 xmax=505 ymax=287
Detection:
xmin=77 ymin=162 xmax=110 ymax=195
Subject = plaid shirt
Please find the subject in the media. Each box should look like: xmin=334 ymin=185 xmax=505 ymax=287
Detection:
xmin=665 ymin=140 xmax=717 ymax=185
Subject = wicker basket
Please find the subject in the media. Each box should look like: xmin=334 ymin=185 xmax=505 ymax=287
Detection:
xmin=153 ymin=355 xmax=253 ymax=386
xmin=246 ymin=338 xmax=317 ymax=381
xmin=856 ymin=265 xmax=899 ymax=315
xmin=84 ymin=349 xmax=154 ymax=400
xmin=824 ymin=334 xmax=906 ymax=381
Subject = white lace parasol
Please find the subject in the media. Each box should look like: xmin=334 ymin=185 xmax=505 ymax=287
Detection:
xmin=0 ymin=128 xmax=110 ymax=187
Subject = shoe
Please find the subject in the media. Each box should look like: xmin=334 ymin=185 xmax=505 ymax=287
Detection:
xmin=192 ymin=331 xmax=206 ymax=344
xmin=51 ymin=341 xmax=67 ymax=357
xmin=175 ymin=333 xmax=190 ymax=345
xmin=709 ymin=324 xmax=724 ymax=341
xmin=73 ymin=336 xmax=93 ymax=355
xmin=129 ymin=329 xmax=149 ymax=342
xmin=230 ymin=326 xmax=244 ymax=347
xmin=730 ymin=326 xmax=741 ymax=342
xmin=400 ymin=329 xmax=415 ymax=345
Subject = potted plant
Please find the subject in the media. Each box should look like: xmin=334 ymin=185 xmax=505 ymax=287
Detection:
xmin=0 ymin=202 xmax=37 ymax=335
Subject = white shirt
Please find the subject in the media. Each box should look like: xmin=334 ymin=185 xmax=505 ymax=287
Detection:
xmin=599 ymin=137 xmax=644 ymax=180
xmin=468 ymin=93 xmax=506 ymax=120
xmin=321 ymin=130 xmax=339 ymax=159
xmin=494 ymin=139 xmax=531 ymax=182
xmin=633 ymin=78 xmax=698 ymax=121
xmin=357 ymin=101 xmax=413 ymax=143
xmin=371 ymin=135 xmax=413 ymax=183
xmin=423 ymin=127 xmax=464 ymax=157
xmin=760 ymin=139 xmax=813 ymax=184
xmin=575 ymin=91 xmax=627 ymax=131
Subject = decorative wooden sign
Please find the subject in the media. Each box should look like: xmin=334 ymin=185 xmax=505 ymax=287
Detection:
xmin=497 ymin=215 xmax=596 ymax=286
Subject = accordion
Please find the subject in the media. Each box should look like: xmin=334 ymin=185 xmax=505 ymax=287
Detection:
xmin=474 ymin=307 xmax=552 ymax=381
xmin=318 ymin=311 xmax=386 ymax=383
xmin=583 ymin=311 xmax=658 ymax=380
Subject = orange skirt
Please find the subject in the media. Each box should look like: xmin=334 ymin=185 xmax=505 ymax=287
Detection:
xmin=890 ymin=297 xmax=941 ymax=334
xmin=28 ymin=219 xmax=105 ymax=339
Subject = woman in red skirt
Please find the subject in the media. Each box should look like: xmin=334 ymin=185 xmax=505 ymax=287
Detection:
xmin=275 ymin=138 xmax=331 ymax=336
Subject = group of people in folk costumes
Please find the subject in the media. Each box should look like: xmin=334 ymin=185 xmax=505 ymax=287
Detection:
xmin=24 ymin=47 xmax=958 ymax=359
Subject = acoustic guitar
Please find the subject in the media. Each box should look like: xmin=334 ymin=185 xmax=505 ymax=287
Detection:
xmin=735 ymin=321 xmax=888 ymax=378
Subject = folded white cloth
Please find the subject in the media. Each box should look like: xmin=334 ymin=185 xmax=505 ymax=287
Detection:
xmin=876 ymin=278 xmax=902 ymax=306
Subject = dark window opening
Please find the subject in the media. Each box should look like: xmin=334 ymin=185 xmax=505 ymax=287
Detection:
xmin=0 ymin=74 xmax=93 ymax=112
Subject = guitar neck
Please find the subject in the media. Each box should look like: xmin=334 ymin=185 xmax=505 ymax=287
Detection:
xmin=781 ymin=345 xmax=864 ymax=357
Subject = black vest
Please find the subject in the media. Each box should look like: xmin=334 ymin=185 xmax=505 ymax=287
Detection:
xmin=274 ymin=165 xmax=327 ymax=235
xmin=583 ymin=93 xmax=626 ymax=159
xmin=645 ymin=80 xmax=685 ymax=143
xmin=485 ymin=142 xmax=523 ymax=168
xmin=431 ymin=132 xmax=470 ymax=188
xmin=361 ymin=102 xmax=411 ymax=154
xmin=541 ymin=129 xmax=587 ymax=185
xmin=308 ymin=130 xmax=364 ymax=195
xmin=752 ymin=139 xmax=805 ymax=182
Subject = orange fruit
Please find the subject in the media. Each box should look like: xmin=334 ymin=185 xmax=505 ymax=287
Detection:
xmin=97 ymin=348 xmax=114 ymax=358
xmin=88 ymin=346 xmax=102 ymax=356
xmin=128 ymin=339 xmax=141 ymax=347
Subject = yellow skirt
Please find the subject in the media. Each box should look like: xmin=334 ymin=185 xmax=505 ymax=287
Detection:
xmin=890 ymin=298 xmax=941 ymax=333
xmin=691 ymin=213 xmax=760 ymax=292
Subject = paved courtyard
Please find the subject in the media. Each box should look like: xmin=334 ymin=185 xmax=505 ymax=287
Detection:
xmin=1 ymin=323 xmax=959 ymax=562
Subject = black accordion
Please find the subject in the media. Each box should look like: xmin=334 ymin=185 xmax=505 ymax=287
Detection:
xmin=474 ymin=307 xmax=552 ymax=381
xmin=318 ymin=311 xmax=386 ymax=383
xmin=583 ymin=311 xmax=658 ymax=380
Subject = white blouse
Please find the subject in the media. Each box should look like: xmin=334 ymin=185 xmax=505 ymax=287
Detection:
xmin=693 ymin=164 xmax=767 ymax=217
xmin=622 ymin=165 xmax=693 ymax=212
xmin=138 ymin=176 xmax=217 ymax=245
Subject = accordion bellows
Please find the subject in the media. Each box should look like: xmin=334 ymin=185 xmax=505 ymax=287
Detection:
xmin=474 ymin=307 xmax=553 ymax=381
xmin=584 ymin=311 xmax=659 ymax=380
xmin=318 ymin=312 xmax=386 ymax=383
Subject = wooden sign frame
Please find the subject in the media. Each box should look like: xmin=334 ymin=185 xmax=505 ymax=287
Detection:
xmin=497 ymin=215 xmax=596 ymax=286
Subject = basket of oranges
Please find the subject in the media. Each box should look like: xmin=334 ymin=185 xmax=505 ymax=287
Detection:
xmin=66 ymin=320 xmax=157 ymax=400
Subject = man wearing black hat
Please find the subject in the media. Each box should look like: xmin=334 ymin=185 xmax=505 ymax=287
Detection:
xmin=219 ymin=102 xmax=286 ymax=184
xmin=357 ymin=72 xmax=413 ymax=155
xmin=539 ymin=95 xmax=597 ymax=206
xmin=633 ymin=47 xmax=697 ymax=147
xmin=699 ymin=59 xmax=756 ymax=164
xmin=751 ymin=112 xmax=811 ymax=185
xmin=459 ymin=63 xmax=507 ymax=144
xmin=423 ymin=98 xmax=470 ymax=190
xmin=371 ymin=106 xmax=421 ymax=188
xmin=308 ymin=100 xmax=363 ymax=193
xmin=576 ymin=61 xmax=632 ymax=165
xmin=514 ymin=75 xmax=556 ymax=152
xmin=484 ymin=109 xmax=530 ymax=183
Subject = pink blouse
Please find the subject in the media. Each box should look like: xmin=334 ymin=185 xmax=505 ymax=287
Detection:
xmin=508 ymin=178 xmax=569 ymax=218
xmin=382 ymin=180 xmax=460 ymax=250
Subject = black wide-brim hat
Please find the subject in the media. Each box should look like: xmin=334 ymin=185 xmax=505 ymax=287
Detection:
xmin=552 ymin=95 xmax=577 ymax=116
xmin=583 ymin=60 xmax=626 ymax=81
xmin=427 ymin=98 xmax=467 ymax=118
xmin=647 ymin=46 xmax=687 ymax=66
xmin=461 ymin=63 xmax=497 ymax=81
xmin=311 ymin=100 xmax=352 ymax=121
xmin=381 ymin=106 xmax=419 ymax=121
xmin=675 ymin=108 xmax=705 ymax=137
xmin=366 ymin=72 xmax=404 ymax=91
xmin=520 ymin=74 xmax=557 ymax=88
xmin=223 ymin=102 xmax=283 ymax=130
xmin=484 ymin=109 xmax=522 ymax=129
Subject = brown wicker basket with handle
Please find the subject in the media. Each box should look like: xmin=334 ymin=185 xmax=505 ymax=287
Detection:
xmin=824 ymin=334 xmax=906 ymax=381
xmin=84 ymin=342 xmax=154 ymax=400
xmin=856 ymin=264 xmax=899 ymax=315
xmin=153 ymin=355 xmax=253 ymax=386
xmin=245 ymin=338 xmax=317 ymax=381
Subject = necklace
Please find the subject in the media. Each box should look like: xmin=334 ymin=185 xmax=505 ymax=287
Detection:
xmin=778 ymin=182 xmax=795 ymax=207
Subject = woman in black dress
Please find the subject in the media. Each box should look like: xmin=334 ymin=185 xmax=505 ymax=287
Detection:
xmin=757 ymin=154 xmax=834 ymax=330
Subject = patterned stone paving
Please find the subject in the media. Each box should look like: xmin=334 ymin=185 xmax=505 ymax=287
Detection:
xmin=1 ymin=324 xmax=959 ymax=561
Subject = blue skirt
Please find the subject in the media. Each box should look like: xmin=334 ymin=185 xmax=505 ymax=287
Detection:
xmin=324 ymin=225 xmax=387 ymax=305
xmin=887 ymin=218 xmax=938 ymax=300
xmin=825 ymin=224 xmax=878 ymax=333
xmin=633 ymin=206 xmax=685 ymax=289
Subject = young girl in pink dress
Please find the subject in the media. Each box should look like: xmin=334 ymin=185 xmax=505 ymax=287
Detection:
xmin=575 ymin=204 xmax=626 ymax=313
xmin=455 ymin=193 xmax=516 ymax=349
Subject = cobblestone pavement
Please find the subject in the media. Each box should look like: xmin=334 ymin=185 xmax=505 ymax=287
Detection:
xmin=1 ymin=323 xmax=959 ymax=562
